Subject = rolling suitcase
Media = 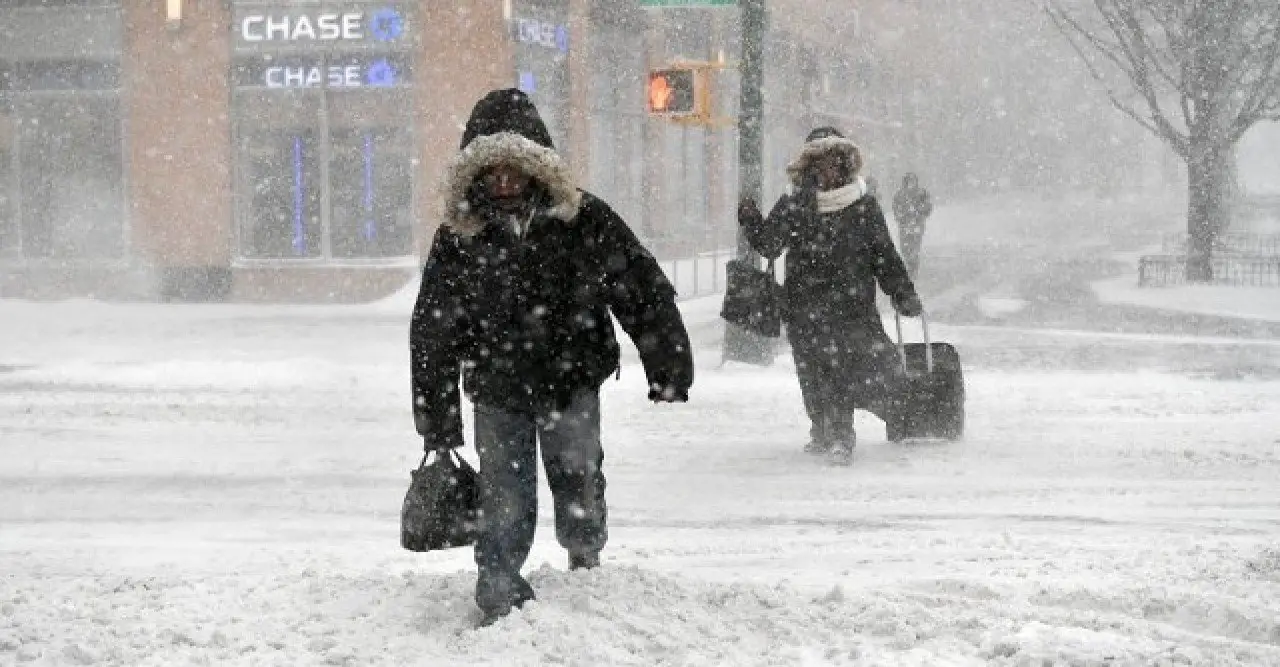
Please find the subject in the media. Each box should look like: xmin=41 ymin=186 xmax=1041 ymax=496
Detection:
xmin=886 ymin=313 xmax=965 ymax=441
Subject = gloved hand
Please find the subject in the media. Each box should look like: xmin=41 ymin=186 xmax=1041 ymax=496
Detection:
xmin=647 ymin=372 xmax=690 ymax=403
xmin=791 ymin=186 xmax=818 ymax=212
xmin=894 ymin=293 xmax=924 ymax=318
xmin=737 ymin=197 xmax=760 ymax=225
xmin=648 ymin=384 xmax=689 ymax=403
xmin=423 ymin=430 xmax=464 ymax=453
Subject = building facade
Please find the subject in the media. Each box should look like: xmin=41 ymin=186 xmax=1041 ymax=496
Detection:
xmin=1 ymin=1 xmax=129 ymax=295
xmin=0 ymin=0 xmax=765 ymax=303
xmin=3 ymin=0 xmax=1158 ymax=302
xmin=1 ymin=0 xmax=516 ymax=301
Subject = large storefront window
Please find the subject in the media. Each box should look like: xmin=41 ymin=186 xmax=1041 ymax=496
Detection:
xmin=328 ymin=125 xmax=412 ymax=258
xmin=231 ymin=2 xmax=415 ymax=262
xmin=509 ymin=0 xmax=570 ymax=150
xmin=239 ymin=126 xmax=324 ymax=259
xmin=14 ymin=94 xmax=123 ymax=259
xmin=0 ymin=2 xmax=125 ymax=260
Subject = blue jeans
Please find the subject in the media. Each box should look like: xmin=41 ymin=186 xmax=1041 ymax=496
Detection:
xmin=472 ymin=390 xmax=608 ymax=615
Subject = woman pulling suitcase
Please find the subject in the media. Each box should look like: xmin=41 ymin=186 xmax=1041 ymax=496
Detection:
xmin=737 ymin=127 xmax=925 ymax=466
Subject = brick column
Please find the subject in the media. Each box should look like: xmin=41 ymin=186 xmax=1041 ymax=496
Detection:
xmin=414 ymin=1 xmax=514 ymax=258
xmin=122 ymin=0 xmax=232 ymax=269
xmin=565 ymin=0 xmax=592 ymax=184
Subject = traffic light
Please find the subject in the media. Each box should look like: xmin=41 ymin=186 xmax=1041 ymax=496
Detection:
xmin=648 ymin=67 xmax=697 ymax=116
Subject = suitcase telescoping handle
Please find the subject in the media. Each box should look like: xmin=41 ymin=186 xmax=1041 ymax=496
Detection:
xmin=893 ymin=311 xmax=934 ymax=375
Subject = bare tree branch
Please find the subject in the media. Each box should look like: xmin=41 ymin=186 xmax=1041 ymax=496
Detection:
xmin=1046 ymin=0 xmax=1190 ymax=155
xmin=1227 ymin=4 xmax=1280 ymax=140
xmin=1119 ymin=0 xmax=1183 ymax=90
xmin=1079 ymin=0 xmax=1193 ymax=148
xmin=1046 ymin=0 xmax=1280 ymax=282
xmin=1048 ymin=0 xmax=1280 ymax=153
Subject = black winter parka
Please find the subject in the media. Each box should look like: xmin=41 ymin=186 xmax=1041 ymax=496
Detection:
xmin=410 ymin=90 xmax=692 ymax=449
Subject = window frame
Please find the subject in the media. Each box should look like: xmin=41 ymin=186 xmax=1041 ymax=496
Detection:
xmin=229 ymin=79 xmax=418 ymax=267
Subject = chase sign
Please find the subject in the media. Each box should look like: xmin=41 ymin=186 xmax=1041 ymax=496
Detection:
xmin=234 ymin=55 xmax=408 ymax=89
xmin=235 ymin=5 xmax=407 ymax=48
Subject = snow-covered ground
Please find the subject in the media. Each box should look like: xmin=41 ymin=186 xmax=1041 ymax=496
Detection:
xmin=1095 ymin=276 xmax=1280 ymax=324
xmin=2 ymin=286 xmax=1278 ymax=666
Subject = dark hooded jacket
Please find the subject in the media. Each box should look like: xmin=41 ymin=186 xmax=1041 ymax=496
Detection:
xmin=411 ymin=89 xmax=693 ymax=448
xmin=740 ymin=129 xmax=918 ymax=339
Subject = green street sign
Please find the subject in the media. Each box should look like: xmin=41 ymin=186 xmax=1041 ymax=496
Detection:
xmin=640 ymin=0 xmax=736 ymax=7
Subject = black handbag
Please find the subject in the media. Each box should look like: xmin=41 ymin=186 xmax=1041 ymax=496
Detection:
xmin=400 ymin=449 xmax=481 ymax=552
xmin=720 ymin=257 xmax=783 ymax=338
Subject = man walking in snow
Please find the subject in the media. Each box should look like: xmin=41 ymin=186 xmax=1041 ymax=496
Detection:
xmin=410 ymin=89 xmax=693 ymax=625
xmin=738 ymin=127 xmax=923 ymax=466
xmin=891 ymin=173 xmax=933 ymax=278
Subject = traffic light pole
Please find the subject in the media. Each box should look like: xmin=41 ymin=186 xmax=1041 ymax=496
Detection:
xmin=737 ymin=0 xmax=765 ymax=227
xmin=722 ymin=0 xmax=774 ymax=366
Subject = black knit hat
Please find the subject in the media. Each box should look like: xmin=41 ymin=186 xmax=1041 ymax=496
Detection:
xmin=460 ymin=88 xmax=555 ymax=150
xmin=805 ymin=126 xmax=845 ymax=142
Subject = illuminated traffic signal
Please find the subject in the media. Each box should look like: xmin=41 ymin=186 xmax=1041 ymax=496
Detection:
xmin=648 ymin=68 xmax=697 ymax=116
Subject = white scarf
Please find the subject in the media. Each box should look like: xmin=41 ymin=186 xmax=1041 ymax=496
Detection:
xmin=815 ymin=178 xmax=867 ymax=213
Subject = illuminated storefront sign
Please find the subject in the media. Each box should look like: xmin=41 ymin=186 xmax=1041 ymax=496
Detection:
xmin=240 ymin=13 xmax=365 ymax=42
xmin=511 ymin=17 xmax=568 ymax=53
xmin=235 ymin=56 xmax=407 ymax=89
xmin=232 ymin=4 xmax=411 ymax=91
xmin=234 ymin=6 xmax=406 ymax=47
xmin=229 ymin=3 xmax=416 ymax=264
xmin=267 ymin=64 xmax=359 ymax=88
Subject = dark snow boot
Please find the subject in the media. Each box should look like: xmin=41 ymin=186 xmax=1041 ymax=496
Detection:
xmin=568 ymin=549 xmax=601 ymax=571
xmin=803 ymin=422 xmax=831 ymax=454
xmin=826 ymin=425 xmax=856 ymax=467
xmin=476 ymin=570 xmax=536 ymax=627
xmin=804 ymin=436 xmax=831 ymax=454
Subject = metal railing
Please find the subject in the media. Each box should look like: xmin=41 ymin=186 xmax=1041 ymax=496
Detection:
xmin=1138 ymin=254 xmax=1280 ymax=287
xmin=657 ymin=248 xmax=735 ymax=301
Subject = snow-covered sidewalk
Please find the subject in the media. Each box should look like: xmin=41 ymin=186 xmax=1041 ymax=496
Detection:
xmin=1092 ymin=248 xmax=1280 ymax=324
xmin=2 ymin=297 xmax=1278 ymax=666
xmin=1095 ymin=277 xmax=1280 ymax=323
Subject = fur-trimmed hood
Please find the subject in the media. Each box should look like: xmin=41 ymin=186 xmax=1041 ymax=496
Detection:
xmin=441 ymin=89 xmax=582 ymax=238
xmin=440 ymin=132 xmax=582 ymax=238
xmin=785 ymin=135 xmax=865 ymax=188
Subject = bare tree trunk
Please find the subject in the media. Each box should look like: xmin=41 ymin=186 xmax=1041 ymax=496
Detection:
xmin=1184 ymin=141 xmax=1233 ymax=283
xmin=1224 ymin=145 xmax=1242 ymax=223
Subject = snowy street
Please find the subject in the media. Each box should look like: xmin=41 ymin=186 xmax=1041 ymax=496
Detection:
xmin=4 ymin=0 xmax=1280 ymax=661
xmin=2 ymin=281 xmax=1279 ymax=665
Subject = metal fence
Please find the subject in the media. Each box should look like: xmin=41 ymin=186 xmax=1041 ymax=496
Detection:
xmin=1138 ymin=254 xmax=1280 ymax=287
xmin=658 ymin=248 xmax=735 ymax=301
